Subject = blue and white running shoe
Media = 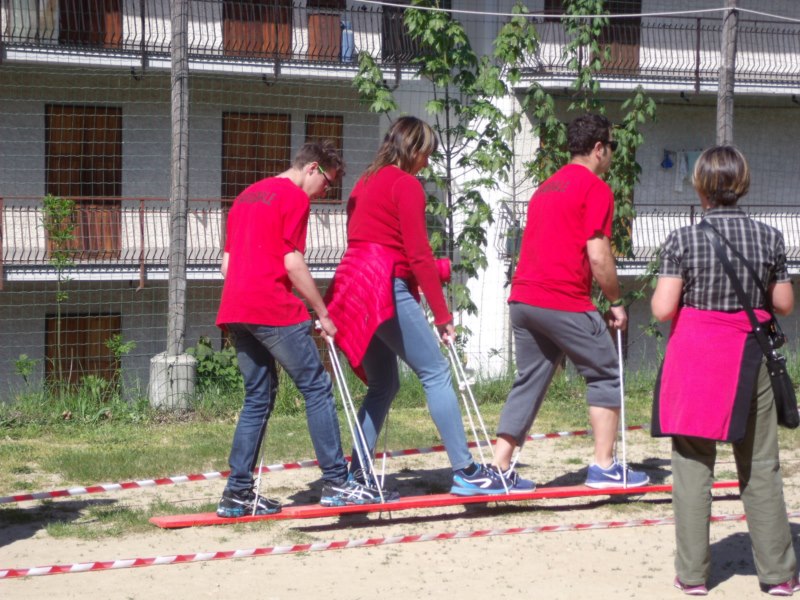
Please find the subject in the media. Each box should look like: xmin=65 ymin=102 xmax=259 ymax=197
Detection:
xmin=503 ymin=468 xmax=536 ymax=493
xmin=450 ymin=463 xmax=508 ymax=496
xmin=584 ymin=460 xmax=649 ymax=489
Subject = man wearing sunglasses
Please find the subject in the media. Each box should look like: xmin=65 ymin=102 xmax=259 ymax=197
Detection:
xmin=215 ymin=140 xmax=380 ymax=517
xmin=490 ymin=114 xmax=650 ymax=491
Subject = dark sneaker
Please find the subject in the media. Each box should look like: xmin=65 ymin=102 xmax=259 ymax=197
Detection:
xmin=585 ymin=461 xmax=649 ymax=489
xmin=216 ymin=487 xmax=281 ymax=518
xmin=320 ymin=474 xmax=400 ymax=507
xmin=674 ymin=577 xmax=708 ymax=596
xmin=766 ymin=577 xmax=800 ymax=596
xmin=450 ymin=463 xmax=508 ymax=496
xmin=503 ymin=468 xmax=536 ymax=493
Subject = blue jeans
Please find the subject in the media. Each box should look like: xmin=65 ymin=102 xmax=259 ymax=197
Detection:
xmin=352 ymin=278 xmax=473 ymax=473
xmin=226 ymin=322 xmax=348 ymax=492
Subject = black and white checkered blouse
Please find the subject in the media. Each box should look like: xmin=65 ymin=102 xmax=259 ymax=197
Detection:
xmin=658 ymin=206 xmax=790 ymax=312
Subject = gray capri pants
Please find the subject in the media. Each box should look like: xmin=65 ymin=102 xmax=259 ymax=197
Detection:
xmin=498 ymin=302 xmax=620 ymax=445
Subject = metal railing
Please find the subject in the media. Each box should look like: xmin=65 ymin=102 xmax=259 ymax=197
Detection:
xmin=496 ymin=202 xmax=800 ymax=268
xmin=2 ymin=2 xmax=799 ymax=84
xmin=0 ymin=0 xmax=419 ymax=66
xmin=527 ymin=17 xmax=800 ymax=89
xmin=0 ymin=196 xmax=346 ymax=277
xmin=4 ymin=199 xmax=799 ymax=279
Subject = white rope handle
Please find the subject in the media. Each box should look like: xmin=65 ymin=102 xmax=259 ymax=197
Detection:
xmin=325 ymin=335 xmax=386 ymax=503
xmin=617 ymin=328 xmax=627 ymax=489
xmin=445 ymin=338 xmax=509 ymax=494
xmin=251 ymin=419 xmax=269 ymax=515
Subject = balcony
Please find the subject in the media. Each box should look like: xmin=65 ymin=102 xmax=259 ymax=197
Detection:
xmin=0 ymin=0 xmax=420 ymax=70
xmin=5 ymin=198 xmax=800 ymax=287
xmin=525 ymin=16 xmax=800 ymax=91
xmin=0 ymin=196 xmax=347 ymax=285
xmin=3 ymin=4 xmax=798 ymax=87
xmin=496 ymin=202 xmax=800 ymax=272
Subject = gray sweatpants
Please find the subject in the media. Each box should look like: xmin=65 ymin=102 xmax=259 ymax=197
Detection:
xmin=497 ymin=302 xmax=620 ymax=444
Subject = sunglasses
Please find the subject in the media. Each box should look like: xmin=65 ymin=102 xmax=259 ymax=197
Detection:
xmin=604 ymin=140 xmax=619 ymax=152
xmin=317 ymin=165 xmax=333 ymax=187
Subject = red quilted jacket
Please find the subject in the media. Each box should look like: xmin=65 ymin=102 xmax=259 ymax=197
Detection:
xmin=325 ymin=242 xmax=451 ymax=382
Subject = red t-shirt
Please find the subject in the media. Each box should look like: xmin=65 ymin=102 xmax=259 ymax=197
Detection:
xmin=509 ymin=163 xmax=614 ymax=312
xmin=216 ymin=177 xmax=311 ymax=327
xmin=347 ymin=165 xmax=451 ymax=325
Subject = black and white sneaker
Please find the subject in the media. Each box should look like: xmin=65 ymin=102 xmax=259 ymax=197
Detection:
xmin=216 ymin=487 xmax=281 ymax=518
xmin=320 ymin=472 xmax=400 ymax=507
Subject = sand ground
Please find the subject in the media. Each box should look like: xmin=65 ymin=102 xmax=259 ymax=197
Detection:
xmin=2 ymin=431 xmax=799 ymax=600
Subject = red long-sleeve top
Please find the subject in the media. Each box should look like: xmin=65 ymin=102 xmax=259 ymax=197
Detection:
xmin=346 ymin=165 xmax=452 ymax=325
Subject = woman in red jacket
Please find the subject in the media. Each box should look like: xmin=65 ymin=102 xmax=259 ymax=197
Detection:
xmin=322 ymin=116 xmax=506 ymax=506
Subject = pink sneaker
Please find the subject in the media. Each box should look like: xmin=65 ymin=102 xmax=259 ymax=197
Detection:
xmin=674 ymin=577 xmax=708 ymax=596
xmin=767 ymin=577 xmax=800 ymax=596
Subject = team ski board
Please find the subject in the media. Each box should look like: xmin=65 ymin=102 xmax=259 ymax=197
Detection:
xmin=150 ymin=480 xmax=739 ymax=529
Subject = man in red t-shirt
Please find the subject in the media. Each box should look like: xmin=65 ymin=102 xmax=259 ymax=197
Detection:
xmin=215 ymin=141 xmax=381 ymax=518
xmin=493 ymin=114 xmax=649 ymax=490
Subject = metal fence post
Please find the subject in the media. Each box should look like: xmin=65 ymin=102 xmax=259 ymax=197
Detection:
xmin=717 ymin=0 xmax=738 ymax=145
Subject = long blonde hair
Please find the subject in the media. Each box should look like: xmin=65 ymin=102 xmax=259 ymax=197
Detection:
xmin=364 ymin=116 xmax=438 ymax=178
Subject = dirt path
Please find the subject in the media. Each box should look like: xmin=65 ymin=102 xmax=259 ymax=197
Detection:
xmin=2 ymin=432 xmax=799 ymax=600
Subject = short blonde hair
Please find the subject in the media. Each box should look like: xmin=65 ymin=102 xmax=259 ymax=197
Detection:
xmin=692 ymin=145 xmax=750 ymax=207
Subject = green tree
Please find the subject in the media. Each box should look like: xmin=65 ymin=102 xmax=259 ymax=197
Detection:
xmin=355 ymin=1 xmax=537 ymax=317
xmin=42 ymin=193 xmax=77 ymax=384
xmin=353 ymin=0 xmax=656 ymax=321
xmin=523 ymin=0 xmax=657 ymax=310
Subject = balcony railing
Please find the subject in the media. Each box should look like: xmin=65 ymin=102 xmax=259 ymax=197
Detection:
xmin=527 ymin=16 xmax=800 ymax=89
xmin=497 ymin=202 xmax=800 ymax=269
xmin=3 ymin=3 xmax=799 ymax=84
xmin=0 ymin=196 xmax=348 ymax=282
xmin=0 ymin=0 xmax=420 ymax=66
xmin=4 ymin=198 xmax=799 ymax=285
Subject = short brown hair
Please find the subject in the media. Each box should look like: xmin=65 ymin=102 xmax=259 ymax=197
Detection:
xmin=692 ymin=145 xmax=750 ymax=207
xmin=293 ymin=139 xmax=345 ymax=179
xmin=567 ymin=114 xmax=612 ymax=156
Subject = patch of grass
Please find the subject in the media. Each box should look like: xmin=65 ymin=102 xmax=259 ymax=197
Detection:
xmin=0 ymin=364 xmax=663 ymax=495
xmin=0 ymin=362 xmax=666 ymax=538
xmin=46 ymin=503 xmax=154 ymax=540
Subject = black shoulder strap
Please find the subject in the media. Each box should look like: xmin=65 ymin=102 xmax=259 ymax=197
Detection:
xmin=700 ymin=219 xmax=771 ymax=304
xmin=698 ymin=220 xmax=775 ymax=359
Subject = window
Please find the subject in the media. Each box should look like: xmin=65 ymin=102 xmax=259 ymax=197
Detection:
xmin=382 ymin=0 xmax=421 ymax=63
xmin=543 ymin=0 xmax=564 ymax=22
xmin=221 ymin=112 xmax=292 ymax=202
xmin=543 ymin=0 xmax=641 ymax=72
xmin=307 ymin=0 xmax=345 ymax=62
xmin=305 ymin=115 xmax=343 ymax=203
xmin=599 ymin=0 xmax=641 ymax=74
xmin=45 ymin=104 xmax=122 ymax=259
xmin=58 ymin=0 xmax=122 ymax=48
xmin=223 ymin=0 xmax=293 ymax=58
xmin=45 ymin=314 xmax=122 ymax=385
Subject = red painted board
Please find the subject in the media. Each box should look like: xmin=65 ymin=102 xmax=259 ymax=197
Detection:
xmin=150 ymin=480 xmax=739 ymax=529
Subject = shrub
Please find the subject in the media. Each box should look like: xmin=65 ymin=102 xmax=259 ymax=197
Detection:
xmin=186 ymin=337 xmax=243 ymax=392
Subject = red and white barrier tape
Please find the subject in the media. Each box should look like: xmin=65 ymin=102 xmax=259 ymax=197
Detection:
xmin=2 ymin=508 xmax=796 ymax=579
xmin=0 ymin=424 xmax=648 ymax=505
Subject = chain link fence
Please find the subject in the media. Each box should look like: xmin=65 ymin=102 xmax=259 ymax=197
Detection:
xmin=1 ymin=0 xmax=799 ymax=401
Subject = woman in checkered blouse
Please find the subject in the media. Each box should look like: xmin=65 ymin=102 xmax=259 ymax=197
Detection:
xmin=651 ymin=146 xmax=797 ymax=596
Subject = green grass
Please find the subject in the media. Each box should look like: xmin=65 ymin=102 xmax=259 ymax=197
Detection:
xmin=0 ymin=367 xmax=658 ymax=495
xmin=1 ymin=354 xmax=786 ymax=541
